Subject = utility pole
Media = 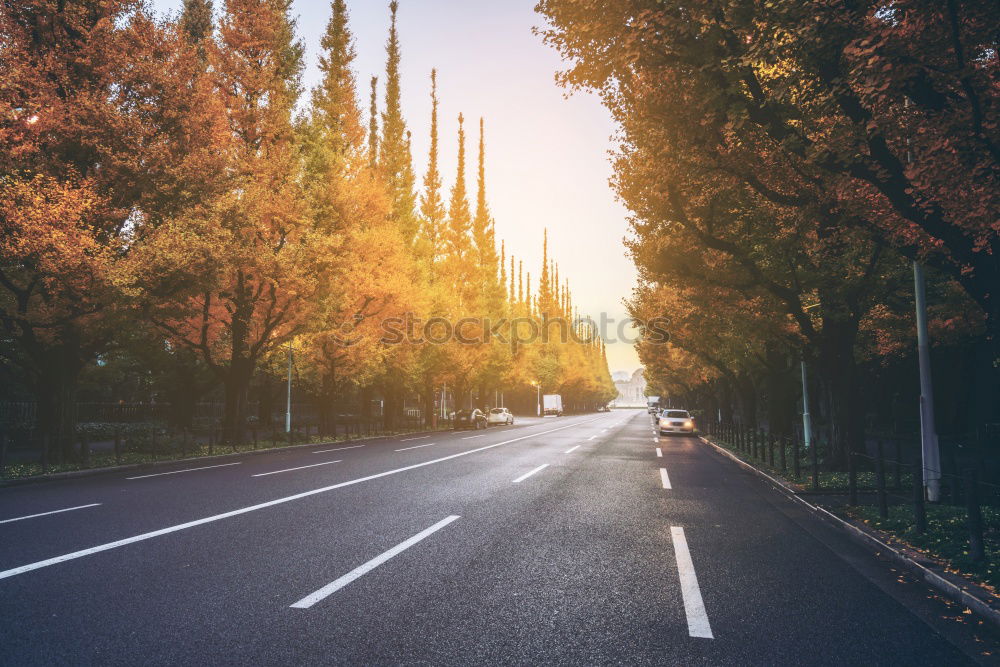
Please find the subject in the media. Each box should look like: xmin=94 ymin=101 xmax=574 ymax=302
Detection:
xmin=906 ymin=96 xmax=941 ymax=501
xmin=285 ymin=340 xmax=292 ymax=434
xmin=800 ymin=360 xmax=812 ymax=450
xmin=914 ymin=262 xmax=942 ymax=501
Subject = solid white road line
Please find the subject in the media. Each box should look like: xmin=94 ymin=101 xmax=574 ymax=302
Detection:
xmin=398 ymin=435 xmax=431 ymax=442
xmin=656 ymin=447 xmax=663 ymax=458
xmin=313 ymin=445 xmax=365 ymax=454
xmin=462 ymin=434 xmax=486 ymax=440
xmin=0 ymin=417 xmax=600 ymax=581
xmin=564 ymin=445 xmax=580 ymax=454
xmin=587 ymin=435 xmax=597 ymax=441
xmin=512 ymin=464 xmax=549 ymax=483
xmin=660 ymin=467 xmax=672 ymax=489
xmin=290 ymin=515 xmax=460 ymax=609
xmin=0 ymin=504 xmax=101 ymax=525
xmin=671 ymin=526 xmax=713 ymax=639
xmin=252 ymin=460 xmax=342 ymax=477
xmin=126 ymin=462 xmax=241 ymax=480
xmin=395 ymin=443 xmax=436 ymax=452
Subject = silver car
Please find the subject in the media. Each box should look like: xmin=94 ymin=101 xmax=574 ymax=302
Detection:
xmin=658 ymin=409 xmax=694 ymax=435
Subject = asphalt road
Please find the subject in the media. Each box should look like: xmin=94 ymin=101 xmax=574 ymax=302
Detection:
xmin=1 ymin=410 xmax=997 ymax=665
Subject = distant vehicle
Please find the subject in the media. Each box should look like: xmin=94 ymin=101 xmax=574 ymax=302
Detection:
xmin=487 ymin=407 xmax=514 ymax=425
xmin=647 ymin=396 xmax=660 ymax=413
xmin=453 ymin=409 xmax=488 ymax=430
xmin=658 ymin=409 xmax=695 ymax=435
xmin=597 ymin=404 xmax=610 ymax=412
xmin=542 ymin=394 xmax=563 ymax=416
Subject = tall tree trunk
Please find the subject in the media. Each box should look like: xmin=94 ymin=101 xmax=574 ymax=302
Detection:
xmin=981 ymin=304 xmax=1000 ymax=425
xmin=33 ymin=345 xmax=84 ymax=463
xmin=422 ymin=375 xmax=436 ymax=427
xmin=818 ymin=317 xmax=863 ymax=468
xmin=222 ymin=356 xmax=252 ymax=446
xmin=716 ymin=380 xmax=735 ymax=423
xmin=258 ymin=376 xmax=275 ymax=430
xmin=453 ymin=378 xmax=470 ymax=413
xmin=319 ymin=365 xmax=335 ymax=437
xmin=222 ymin=290 xmax=253 ymax=445
xmin=764 ymin=345 xmax=796 ymax=437
xmin=360 ymin=384 xmax=373 ymax=432
xmin=383 ymin=383 xmax=397 ymax=431
xmin=735 ymin=373 xmax=757 ymax=427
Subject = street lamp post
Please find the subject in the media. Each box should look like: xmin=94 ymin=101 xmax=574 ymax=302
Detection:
xmin=905 ymin=97 xmax=941 ymax=502
xmin=532 ymin=382 xmax=540 ymax=417
xmin=285 ymin=340 xmax=292 ymax=435
xmin=914 ymin=262 xmax=942 ymax=501
xmin=800 ymin=360 xmax=812 ymax=451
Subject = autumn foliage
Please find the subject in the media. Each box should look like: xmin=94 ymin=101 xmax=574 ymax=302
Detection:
xmin=0 ymin=0 xmax=615 ymax=457
xmin=537 ymin=0 xmax=998 ymax=456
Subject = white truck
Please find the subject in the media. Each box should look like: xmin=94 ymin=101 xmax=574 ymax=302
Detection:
xmin=542 ymin=394 xmax=563 ymax=416
xmin=647 ymin=396 xmax=660 ymax=413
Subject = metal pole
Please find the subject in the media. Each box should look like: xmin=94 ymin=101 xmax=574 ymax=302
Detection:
xmin=914 ymin=262 xmax=942 ymax=501
xmin=536 ymin=385 xmax=540 ymax=417
xmin=285 ymin=340 xmax=292 ymax=434
xmin=904 ymin=96 xmax=941 ymax=503
xmin=800 ymin=360 xmax=812 ymax=451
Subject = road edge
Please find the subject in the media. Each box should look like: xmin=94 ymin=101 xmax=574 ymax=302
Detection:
xmin=697 ymin=434 xmax=1000 ymax=631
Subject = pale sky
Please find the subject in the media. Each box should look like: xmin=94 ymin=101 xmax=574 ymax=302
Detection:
xmin=152 ymin=0 xmax=641 ymax=374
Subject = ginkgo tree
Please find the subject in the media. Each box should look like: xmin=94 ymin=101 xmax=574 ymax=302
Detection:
xmin=1 ymin=0 xmax=618 ymax=459
xmin=0 ymin=0 xmax=227 ymax=460
xmin=132 ymin=0 xmax=335 ymax=445
xmin=538 ymin=0 xmax=996 ymax=446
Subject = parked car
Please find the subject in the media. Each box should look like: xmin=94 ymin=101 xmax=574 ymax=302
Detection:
xmin=487 ymin=407 xmax=514 ymax=425
xmin=453 ymin=409 xmax=488 ymax=430
xmin=658 ymin=409 xmax=695 ymax=435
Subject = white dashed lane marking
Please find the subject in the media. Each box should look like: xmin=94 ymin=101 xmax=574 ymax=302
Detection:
xmin=290 ymin=516 xmax=461 ymax=609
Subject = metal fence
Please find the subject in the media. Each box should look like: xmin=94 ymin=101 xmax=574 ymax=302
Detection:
xmin=698 ymin=417 xmax=999 ymax=563
xmin=0 ymin=400 xmax=433 ymax=476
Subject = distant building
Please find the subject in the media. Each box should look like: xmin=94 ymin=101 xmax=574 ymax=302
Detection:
xmin=614 ymin=369 xmax=647 ymax=407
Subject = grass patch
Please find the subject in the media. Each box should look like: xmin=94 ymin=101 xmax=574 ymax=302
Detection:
xmin=840 ymin=504 xmax=1000 ymax=592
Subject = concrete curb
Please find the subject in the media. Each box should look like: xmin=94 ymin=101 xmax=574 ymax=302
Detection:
xmin=698 ymin=434 xmax=1000 ymax=631
xmin=0 ymin=427 xmax=454 ymax=488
